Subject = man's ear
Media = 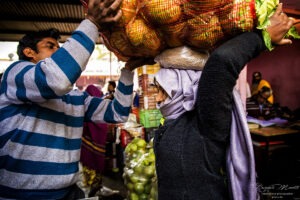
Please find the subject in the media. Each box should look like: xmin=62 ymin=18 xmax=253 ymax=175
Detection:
xmin=23 ymin=47 xmax=36 ymax=60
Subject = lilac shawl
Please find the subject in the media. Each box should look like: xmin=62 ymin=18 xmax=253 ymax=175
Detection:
xmin=228 ymin=89 xmax=257 ymax=200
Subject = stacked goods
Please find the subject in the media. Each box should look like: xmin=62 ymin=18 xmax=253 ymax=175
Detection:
xmin=139 ymin=109 xmax=162 ymax=129
xmin=123 ymin=138 xmax=157 ymax=200
xmin=138 ymin=64 xmax=159 ymax=110
xmin=137 ymin=64 xmax=163 ymax=129
xmin=138 ymin=74 xmax=156 ymax=110
xmin=104 ymin=123 xmax=125 ymax=173
xmin=82 ymin=0 xmax=299 ymax=61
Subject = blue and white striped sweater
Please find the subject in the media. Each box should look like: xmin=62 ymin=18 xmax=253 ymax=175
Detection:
xmin=0 ymin=19 xmax=134 ymax=199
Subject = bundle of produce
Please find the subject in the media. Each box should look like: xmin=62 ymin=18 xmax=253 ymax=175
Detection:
xmin=123 ymin=138 xmax=157 ymax=200
xmin=81 ymin=0 xmax=299 ymax=61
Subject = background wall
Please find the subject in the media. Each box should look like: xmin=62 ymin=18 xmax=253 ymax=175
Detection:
xmin=247 ymin=39 xmax=300 ymax=111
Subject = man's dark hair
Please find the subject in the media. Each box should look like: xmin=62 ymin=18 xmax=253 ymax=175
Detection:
xmin=252 ymin=71 xmax=262 ymax=79
xmin=17 ymin=28 xmax=61 ymax=61
xmin=108 ymin=80 xmax=116 ymax=88
xmin=252 ymin=71 xmax=262 ymax=84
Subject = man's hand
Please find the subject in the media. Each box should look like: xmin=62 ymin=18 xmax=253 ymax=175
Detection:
xmin=86 ymin=0 xmax=122 ymax=30
xmin=124 ymin=57 xmax=156 ymax=71
xmin=267 ymin=3 xmax=296 ymax=45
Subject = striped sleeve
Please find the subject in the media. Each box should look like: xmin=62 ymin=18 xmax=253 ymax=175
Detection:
xmin=85 ymin=68 xmax=134 ymax=123
xmin=3 ymin=19 xmax=99 ymax=103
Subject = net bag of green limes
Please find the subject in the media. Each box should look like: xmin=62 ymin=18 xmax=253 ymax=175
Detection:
xmin=81 ymin=0 xmax=299 ymax=61
xmin=123 ymin=138 xmax=157 ymax=200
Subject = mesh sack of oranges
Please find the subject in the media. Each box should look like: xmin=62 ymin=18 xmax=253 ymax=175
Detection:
xmin=81 ymin=0 xmax=299 ymax=61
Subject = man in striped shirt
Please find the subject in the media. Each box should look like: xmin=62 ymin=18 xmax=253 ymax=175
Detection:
xmin=0 ymin=0 xmax=153 ymax=199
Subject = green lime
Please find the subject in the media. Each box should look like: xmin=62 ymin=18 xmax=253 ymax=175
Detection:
xmin=129 ymin=174 xmax=139 ymax=183
xmin=144 ymin=165 xmax=155 ymax=178
xmin=139 ymin=193 xmax=148 ymax=200
xmin=134 ymin=163 xmax=144 ymax=174
xmin=143 ymin=158 xmax=150 ymax=166
xmin=144 ymin=183 xmax=152 ymax=194
xmin=148 ymin=148 xmax=154 ymax=154
xmin=130 ymin=144 xmax=138 ymax=152
xmin=134 ymin=182 xmax=144 ymax=194
xmin=145 ymin=153 xmax=155 ymax=163
xmin=125 ymin=144 xmax=132 ymax=153
xmin=129 ymin=192 xmax=139 ymax=200
xmin=127 ymin=182 xmax=134 ymax=191
xmin=136 ymin=139 xmax=147 ymax=149
xmin=150 ymin=186 xmax=157 ymax=198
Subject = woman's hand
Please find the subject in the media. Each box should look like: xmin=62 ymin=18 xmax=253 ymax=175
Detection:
xmin=267 ymin=3 xmax=297 ymax=46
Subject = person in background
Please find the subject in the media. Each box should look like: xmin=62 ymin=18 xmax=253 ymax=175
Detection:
xmin=80 ymin=84 xmax=108 ymax=197
xmin=251 ymin=71 xmax=274 ymax=103
xmin=104 ymin=80 xmax=116 ymax=100
xmin=0 ymin=0 xmax=154 ymax=199
xmin=85 ymin=84 xmax=104 ymax=98
xmin=247 ymin=86 xmax=276 ymax=120
xmin=247 ymin=86 xmax=295 ymax=121
xmin=152 ymin=4 xmax=294 ymax=200
xmin=132 ymin=89 xmax=140 ymax=108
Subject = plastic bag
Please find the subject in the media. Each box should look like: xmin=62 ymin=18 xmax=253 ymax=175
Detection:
xmin=123 ymin=138 xmax=157 ymax=200
xmin=154 ymin=46 xmax=209 ymax=70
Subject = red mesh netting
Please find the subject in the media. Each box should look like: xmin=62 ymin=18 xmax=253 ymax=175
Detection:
xmin=82 ymin=0 xmax=256 ymax=61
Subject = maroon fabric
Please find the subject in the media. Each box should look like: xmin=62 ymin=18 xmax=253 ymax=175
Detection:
xmin=80 ymin=123 xmax=108 ymax=173
xmin=80 ymin=85 xmax=107 ymax=172
xmin=85 ymin=84 xmax=103 ymax=98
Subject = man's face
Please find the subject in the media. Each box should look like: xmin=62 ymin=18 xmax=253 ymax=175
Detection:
xmin=253 ymin=73 xmax=261 ymax=84
xmin=108 ymin=84 xmax=115 ymax=92
xmin=31 ymin=37 xmax=60 ymax=63
xmin=258 ymin=91 xmax=271 ymax=104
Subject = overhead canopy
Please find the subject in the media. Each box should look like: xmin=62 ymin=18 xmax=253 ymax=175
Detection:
xmin=0 ymin=0 xmax=100 ymax=43
xmin=0 ymin=0 xmax=299 ymax=44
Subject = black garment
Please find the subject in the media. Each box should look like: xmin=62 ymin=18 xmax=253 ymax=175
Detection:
xmin=154 ymin=32 xmax=265 ymax=200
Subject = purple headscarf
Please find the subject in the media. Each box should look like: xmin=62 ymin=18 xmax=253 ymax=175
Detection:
xmin=85 ymin=84 xmax=103 ymax=98
xmin=154 ymin=68 xmax=202 ymax=120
